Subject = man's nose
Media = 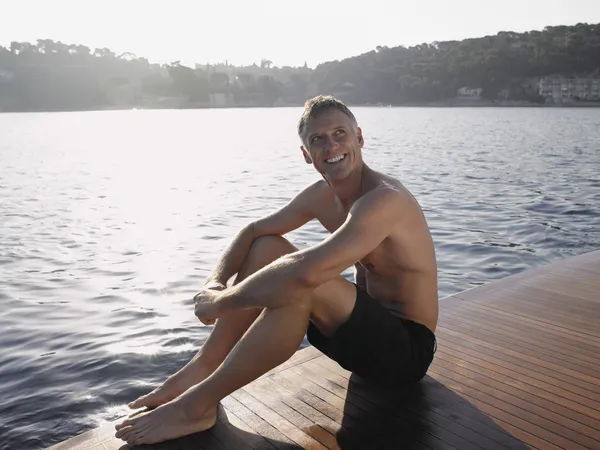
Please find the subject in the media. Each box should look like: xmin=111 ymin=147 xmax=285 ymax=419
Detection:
xmin=324 ymin=136 xmax=339 ymax=151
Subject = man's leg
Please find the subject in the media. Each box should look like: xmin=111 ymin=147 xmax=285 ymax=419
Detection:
xmin=129 ymin=235 xmax=303 ymax=409
xmin=115 ymin=236 xmax=357 ymax=446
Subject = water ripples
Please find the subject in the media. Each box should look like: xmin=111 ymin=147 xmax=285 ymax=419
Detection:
xmin=0 ymin=107 xmax=599 ymax=449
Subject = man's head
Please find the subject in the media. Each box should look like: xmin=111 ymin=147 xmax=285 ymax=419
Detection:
xmin=297 ymin=95 xmax=364 ymax=183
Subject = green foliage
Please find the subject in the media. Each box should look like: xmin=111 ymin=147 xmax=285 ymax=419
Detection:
xmin=1 ymin=23 xmax=600 ymax=111
xmin=312 ymin=23 xmax=600 ymax=104
xmin=167 ymin=63 xmax=209 ymax=101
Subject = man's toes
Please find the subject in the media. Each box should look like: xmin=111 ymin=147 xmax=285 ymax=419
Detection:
xmin=115 ymin=425 xmax=135 ymax=439
xmin=120 ymin=417 xmax=136 ymax=428
xmin=126 ymin=431 xmax=142 ymax=446
xmin=121 ymin=411 xmax=146 ymax=427
xmin=128 ymin=426 xmax=153 ymax=446
xmin=128 ymin=432 xmax=147 ymax=446
xmin=128 ymin=395 xmax=148 ymax=409
xmin=128 ymin=400 xmax=141 ymax=409
xmin=122 ymin=423 xmax=148 ymax=443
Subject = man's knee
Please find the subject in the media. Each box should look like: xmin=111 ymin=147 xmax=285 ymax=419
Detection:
xmin=246 ymin=235 xmax=297 ymax=270
xmin=309 ymin=278 xmax=357 ymax=336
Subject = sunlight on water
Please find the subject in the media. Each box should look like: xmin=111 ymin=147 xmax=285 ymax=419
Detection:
xmin=1 ymin=107 xmax=599 ymax=449
xmin=154 ymin=314 xmax=196 ymax=331
xmin=106 ymin=342 xmax=163 ymax=356
xmin=106 ymin=335 xmax=197 ymax=356
xmin=89 ymin=404 xmax=133 ymax=426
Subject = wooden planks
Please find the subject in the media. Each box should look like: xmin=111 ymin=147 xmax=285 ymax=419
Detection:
xmin=48 ymin=250 xmax=600 ymax=450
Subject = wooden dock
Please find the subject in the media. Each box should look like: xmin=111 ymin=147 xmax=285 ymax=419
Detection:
xmin=48 ymin=250 xmax=600 ymax=450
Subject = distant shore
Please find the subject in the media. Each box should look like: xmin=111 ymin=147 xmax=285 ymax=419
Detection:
xmin=4 ymin=23 xmax=600 ymax=118
xmin=3 ymin=101 xmax=600 ymax=114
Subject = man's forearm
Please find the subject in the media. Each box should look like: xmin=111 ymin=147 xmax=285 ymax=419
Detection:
xmin=205 ymin=224 xmax=256 ymax=286
xmin=217 ymin=252 xmax=313 ymax=313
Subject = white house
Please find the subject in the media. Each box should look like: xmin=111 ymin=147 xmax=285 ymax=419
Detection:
xmin=457 ymin=87 xmax=483 ymax=98
xmin=539 ymin=77 xmax=600 ymax=102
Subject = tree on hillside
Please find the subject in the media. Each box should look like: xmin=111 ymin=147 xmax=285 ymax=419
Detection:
xmin=1 ymin=23 xmax=600 ymax=111
xmin=168 ymin=62 xmax=209 ymax=101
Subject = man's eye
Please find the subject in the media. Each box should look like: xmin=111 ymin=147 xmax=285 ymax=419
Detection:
xmin=311 ymin=136 xmax=320 ymax=143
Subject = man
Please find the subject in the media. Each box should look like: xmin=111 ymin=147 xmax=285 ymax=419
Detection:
xmin=115 ymin=95 xmax=439 ymax=445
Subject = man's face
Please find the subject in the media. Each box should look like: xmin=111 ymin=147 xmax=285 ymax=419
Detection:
xmin=300 ymin=109 xmax=364 ymax=182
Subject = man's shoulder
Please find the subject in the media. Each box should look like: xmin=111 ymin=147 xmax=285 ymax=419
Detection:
xmin=289 ymin=180 xmax=334 ymax=214
xmin=308 ymin=178 xmax=332 ymax=192
xmin=359 ymin=180 xmax=408 ymax=205
xmin=353 ymin=185 xmax=404 ymax=217
xmin=299 ymin=179 xmax=334 ymax=200
xmin=354 ymin=179 xmax=421 ymax=220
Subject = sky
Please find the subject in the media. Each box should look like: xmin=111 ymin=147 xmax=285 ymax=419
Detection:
xmin=2 ymin=0 xmax=600 ymax=68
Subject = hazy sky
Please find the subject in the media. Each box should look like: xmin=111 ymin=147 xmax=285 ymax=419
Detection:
xmin=2 ymin=0 xmax=600 ymax=68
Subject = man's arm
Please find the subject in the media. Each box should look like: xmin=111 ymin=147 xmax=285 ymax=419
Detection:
xmin=204 ymin=182 xmax=320 ymax=287
xmin=216 ymin=188 xmax=402 ymax=312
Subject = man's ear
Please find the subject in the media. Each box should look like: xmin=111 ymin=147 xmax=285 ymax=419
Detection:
xmin=300 ymin=146 xmax=313 ymax=164
xmin=357 ymin=127 xmax=364 ymax=146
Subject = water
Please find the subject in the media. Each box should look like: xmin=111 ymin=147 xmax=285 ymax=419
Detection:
xmin=0 ymin=107 xmax=598 ymax=449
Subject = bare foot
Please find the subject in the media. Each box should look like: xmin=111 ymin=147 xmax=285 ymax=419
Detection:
xmin=115 ymin=400 xmax=217 ymax=445
xmin=128 ymin=359 xmax=213 ymax=410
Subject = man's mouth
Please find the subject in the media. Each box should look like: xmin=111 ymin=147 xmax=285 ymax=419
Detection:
xmin=325 ymin=154 xmax=347 ymax=164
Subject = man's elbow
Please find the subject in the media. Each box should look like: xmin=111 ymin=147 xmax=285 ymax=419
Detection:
xmin=246 ymin=221 xmax=258 ymax=240
xmin=295 ymin=264 xmax=334 ymax=290
xmin=295 ymin=269 xmax=317 ymax=290
xmin=282 ymin=252 xmax=339 ymax=291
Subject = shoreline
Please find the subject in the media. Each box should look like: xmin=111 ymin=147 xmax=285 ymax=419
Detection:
xmin=2 ymin=102 xmax=600 ymax=114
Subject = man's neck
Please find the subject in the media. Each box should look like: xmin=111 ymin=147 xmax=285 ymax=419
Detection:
xmin=327 ymin=164 xmax=371 ymax=211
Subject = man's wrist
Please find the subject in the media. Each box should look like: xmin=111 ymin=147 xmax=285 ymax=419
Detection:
xmin=215 ymin=289 xmax=233 ymax=316
xmin=205 ymin=276 xmax=227 ymax=288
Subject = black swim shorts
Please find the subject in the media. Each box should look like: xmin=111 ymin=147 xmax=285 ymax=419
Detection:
xmin=306 ymin=283 xmax=437 ymax=388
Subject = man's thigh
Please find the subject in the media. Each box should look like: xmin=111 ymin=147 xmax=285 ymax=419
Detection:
xmin=309 ymin=276 xmax=357 ymax=337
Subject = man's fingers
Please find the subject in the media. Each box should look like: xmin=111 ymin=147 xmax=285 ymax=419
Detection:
xmin=194 ymin=308 xmax=215 ymax=325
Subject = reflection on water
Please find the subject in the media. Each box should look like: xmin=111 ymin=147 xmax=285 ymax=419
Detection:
xmin=0 ymin=107 xmax=599 ymax=449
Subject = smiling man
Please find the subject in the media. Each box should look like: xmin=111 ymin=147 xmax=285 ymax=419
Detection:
xmin=115 ymin=95 xmax=439 ymax=445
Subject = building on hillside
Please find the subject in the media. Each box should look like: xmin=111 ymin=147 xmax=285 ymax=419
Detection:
xmin=539 ymin=77 xmax=600 ymax=103
xmin=457 ymin=87 xmax=483 ymax=98
xmin=553 ymin=36 xmax=568 ymax=47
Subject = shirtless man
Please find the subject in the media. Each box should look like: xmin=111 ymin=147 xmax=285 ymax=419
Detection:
xmin=115 ymin=95 xmax=439 ymax=445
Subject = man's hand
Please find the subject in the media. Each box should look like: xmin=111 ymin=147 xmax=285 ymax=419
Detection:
xmin=193 ymin=281 xmax=226 ymax=325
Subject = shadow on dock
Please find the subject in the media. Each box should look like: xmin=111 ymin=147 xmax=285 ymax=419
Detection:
xmin=337 ymin=373 xmax=529 ymax=449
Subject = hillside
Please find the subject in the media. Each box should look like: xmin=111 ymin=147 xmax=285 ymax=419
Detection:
xmin=1 ymin=23 xmax=599 ymax=111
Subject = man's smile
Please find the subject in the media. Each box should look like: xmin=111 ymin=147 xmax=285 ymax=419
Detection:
xmin=325 ymin=154 xmax=347 ymax=164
